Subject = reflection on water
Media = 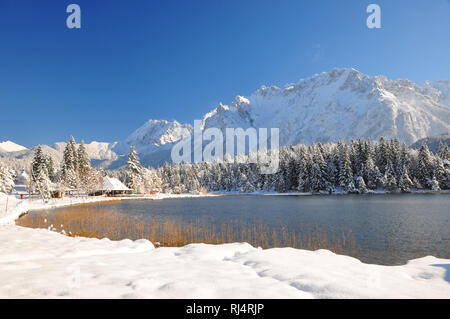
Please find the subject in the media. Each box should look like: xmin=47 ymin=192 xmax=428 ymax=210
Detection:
xmin=17 ymin=194 xmax=450 ymax=265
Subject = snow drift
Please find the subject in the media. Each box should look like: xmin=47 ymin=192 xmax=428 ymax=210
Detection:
xmin=0 ymin=223 xmax=449 ymax=298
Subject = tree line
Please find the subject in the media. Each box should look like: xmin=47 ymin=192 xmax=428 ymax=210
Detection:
xmin=27 ymin=136 xmax=103 ymax=200
xmin=116 ymin=137 xmax=450 ymax=194
xmin=2 ymin=137 xmax=449 ymax=198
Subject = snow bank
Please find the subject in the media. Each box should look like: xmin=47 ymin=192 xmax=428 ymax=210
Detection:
xmin=0 ymin=193 xmax=449 ymax=298
xmin=0 ymin=224 xmax=449 ymax=298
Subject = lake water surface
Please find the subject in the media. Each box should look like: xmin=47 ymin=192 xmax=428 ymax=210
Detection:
xmin=18 ymin=194 xmax=450 ymax=265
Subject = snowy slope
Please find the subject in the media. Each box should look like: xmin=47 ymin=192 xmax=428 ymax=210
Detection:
xmin=52 ymin=141 xmax=118 ymax=161
xmin=200 ymin=68 xmax=450 ymax=146
xmin=123 ymin=68 xmax=450 ymax=165
xmin=0 ymin=141 xmax=27 ymax=153
xmin=410 ymin=133 xmax=450 ymax=153
xmin=115 ymin=119 xmax=192 ymax=155
xmin=0 ymin=193 xmax=449 ymax=299
xmin=111 ymin=120 xmax=193 ymax=167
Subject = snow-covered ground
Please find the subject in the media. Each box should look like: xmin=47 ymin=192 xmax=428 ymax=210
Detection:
xmin=0 ymin=192 xmax=449 ymax=298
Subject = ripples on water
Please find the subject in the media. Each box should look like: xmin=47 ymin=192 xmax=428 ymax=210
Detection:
xmin=17 ymin=194 xmax=450 ymax=265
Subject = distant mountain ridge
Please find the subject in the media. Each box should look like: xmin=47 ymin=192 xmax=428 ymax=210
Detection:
xmin=2 ymin=68 xmax=449 ymax=169
xmin=410 ymin=133 xmax=450 ymax=153
xmin=122 ymin=68 xmax=449 ymax=165
xmin=0 ymin=141 xmax=118 ymax=172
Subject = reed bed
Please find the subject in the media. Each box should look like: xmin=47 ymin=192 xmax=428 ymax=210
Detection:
xmin=17 ymin=206 xmax=359 ymax=252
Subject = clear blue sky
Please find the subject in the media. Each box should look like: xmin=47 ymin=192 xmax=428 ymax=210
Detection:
xmin=0 ymin=0 xmax=449 ymax=147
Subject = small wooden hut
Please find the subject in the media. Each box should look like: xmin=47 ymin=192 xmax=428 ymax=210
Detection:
xmin=94 ymin=177 xmax=131 ymax=196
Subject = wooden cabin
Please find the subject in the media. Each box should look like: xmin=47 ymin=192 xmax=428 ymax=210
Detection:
xmin=94 ymin=177 xmax=132 ymax=197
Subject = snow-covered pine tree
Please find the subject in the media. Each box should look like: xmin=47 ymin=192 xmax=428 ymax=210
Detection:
xmin=310 ymin=145 xmax=330 ymax=192
xmin=68 ymin=136 xmax=79 ymax=174
xmin=126 ymin=145 xmax=143 ymax=193
xmin=321 ymin=145 xmax=337 ymax=189
xmin=350 ymin=139 xmax=365 ymax=177
xmin=399 ymin=143 xmax=410 ymax=172
xmin=375 ymin=137 xmax=389 ymax=175
xmin=160 ymin=162 xmax=172 ymax=193
xmin=389 ymin=139 xmax=402 ymax=181
xmin=361 ymin=153 xmax=378 ymax=190
xmin=338 ymin=142 xmax=355 ymax=192
xmin=0 ymin=166 xmax=15 ymax=194
xmin=438 ymin=142 xmax=450 ymax=163
xmin=83 ymin=168 xmax=103 ymax=195
xmin=220 ymin=161 xmax=230 ymax=191
xmin=77 ymin=141 xmax=90 ymax=174
xmin=398 ymin=166 xmax=413 ymax=193
xmin=243 ymin=162 xmax=258 ymax=192
xmin=295 ymin=146 xmax=309 ymax=192
xmin=429 ymin=176 xmax=441 ymax=191
xmin=46 ymin=155 xmax=56 ymax=182
xmin=77 ymin=140 xmax=93 ymax=193
xmin=286 ymin=147 xmax=298 ymax=190
xmin=35 ymin=162 xmax=52 ymax=201
xmin=278 ymin=148 xmax=295 ymax=191
xmin=383 ymin=160 xmax=398 ymax=192
xmin=61 ymin=136 xmax=79 ymax=191
xmin=349 ymin=140 xmax=358 ymax=175
xmin=351 ymin=140 xmax=370 ymax=193
xmin=433 ymin=157 xmax=448 ymax=190
xmin=272 ymin=169 xmax=286 ymax=192
xmin=355 ymin=176 xmax=368 ymax=194
xmin=142 ymin=167 xmax=162 ymax=193
xmin=274 ymin=149 xmax=289 ymax=192
xmin=31 ymin=146 xmax=46 ymax=183
xmin=209 ymin=162 xmax=218 ymax=191
xmin=416 ymin=144 xmax=434 ymax=189
xmin=363 ymin=139 xmax=374 ymax=162
xmin=26 ymin=164 xmax=34 ymax=196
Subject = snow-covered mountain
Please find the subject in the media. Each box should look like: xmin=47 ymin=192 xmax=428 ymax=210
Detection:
xmin=0 ymin=141 xmax=28 ymax=153
xmin=0 ymin=141 xmax=118 ymax=171
xmin=124 ymin=68 xmax=449 ymax=165
xmin=111 ymin=120 xmax=193 ymax=168
xmin=410 ymin=133 xmax=450 ymax=153
xmin=115 ymin=120 xmax=192 ymax=155
xmin=52 ymin=141 xmax=118 ymax=162
xmin=200 ymin=68 xmax=449 ymax=145
xmin=2 ymin=68 xmax=449 ymax=169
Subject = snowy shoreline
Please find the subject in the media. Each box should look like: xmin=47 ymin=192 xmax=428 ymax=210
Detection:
xmin=1 ymin=192 xmax=449 ymax=298
xmin=211 ymin=189 xmax=450 ymax=196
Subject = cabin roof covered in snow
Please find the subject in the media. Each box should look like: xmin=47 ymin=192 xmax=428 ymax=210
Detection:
xmin=100 ymin=177 xmax=130 ymax=191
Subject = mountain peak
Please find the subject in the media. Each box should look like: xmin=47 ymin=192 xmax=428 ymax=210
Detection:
xmin=119 ymin=68 xmax=449 ymax=165
xmin=0 ymin=141 xmax=28 ymax=153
